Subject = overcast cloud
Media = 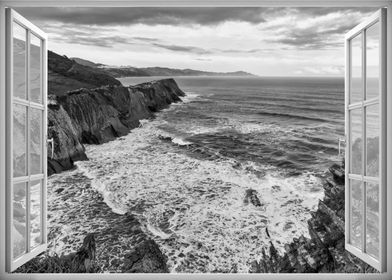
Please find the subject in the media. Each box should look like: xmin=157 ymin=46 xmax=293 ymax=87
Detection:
xmin=16 ymin=7 xmax=378 ymax=76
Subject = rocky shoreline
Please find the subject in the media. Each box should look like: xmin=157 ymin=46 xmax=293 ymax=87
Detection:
xmin=47 ymin=78 xmax=185 ymax=175
xmin=16 ymin=170 xmax=169 ymax=273
xmin=16 ymin=161 xmax=377 ymax=274
xmin=15 ymin=51 xmax=376 ymax=274
xmin=249 ymin=162 xmax=378 ymax=273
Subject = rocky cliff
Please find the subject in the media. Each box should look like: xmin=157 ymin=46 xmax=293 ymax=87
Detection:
xmin=249 ymin=162 xmax=378 ymax=273
xmin=48 ymin=79 xmax=185 ymax=175
xmin=47 ymin=96 xmax=88 ymax=175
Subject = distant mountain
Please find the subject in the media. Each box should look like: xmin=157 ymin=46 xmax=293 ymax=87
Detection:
xmin=135 ymin=67 xmax=256 ymax=78
xmin=70 ymin=57 xmax=257 ymax=78
xmin=71 ymin=57 xmax=105 ymax=68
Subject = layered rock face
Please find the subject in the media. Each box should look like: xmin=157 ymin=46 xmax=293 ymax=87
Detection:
xmin=249 ymin=163 xmax=378 ymax=273
xmin=48 ymin=79 xmax=185 ymax=175
xmin=47 ymin=96 xmax=88 ymax=175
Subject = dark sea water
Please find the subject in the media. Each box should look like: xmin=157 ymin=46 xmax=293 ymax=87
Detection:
xmin=75 ymin=76 xmax=345 ymax=272
xmin=121 ymin=76 xmax=345 ymax=174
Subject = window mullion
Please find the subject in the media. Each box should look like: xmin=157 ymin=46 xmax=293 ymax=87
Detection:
xmin=361 ymin=29 xmax=367 ymax=255
xmin=25 ymin=30 xmax=31 ymax=253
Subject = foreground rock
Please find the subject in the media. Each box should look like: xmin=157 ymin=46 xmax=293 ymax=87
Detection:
xmin=250 ymin=162 xmax=378 ymax=273
xmin=243 ymin=189 xmax=262 ymax=207
xmin=15 ymin=233 xmax=97 ymax=273
xmin=15 ymin=171 xmax=169 ymax=273
xmin=48 ymin=79 xmax=185 ymax=174
xmin=123 ymin=240 xmax=169 ymax=273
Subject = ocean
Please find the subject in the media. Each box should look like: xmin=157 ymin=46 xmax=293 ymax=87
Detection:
xmin=76 ymin=76 xmax=345 ymax=272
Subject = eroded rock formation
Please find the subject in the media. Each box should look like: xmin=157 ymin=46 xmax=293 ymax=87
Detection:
xmin=122 ymin=240 xmax=169 ymax=273
xmin=249 ymin=162 xmax=378 ymax=273
xmin=47 ymin=79 xmax=185 ymax=175
xmin=47 ymin=96 xmax=88 ymax=175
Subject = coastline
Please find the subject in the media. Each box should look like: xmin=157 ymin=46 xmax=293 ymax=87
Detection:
xmin=15 ymin=76 xmax=374 ymax=274
xmin=47 ymin=78 xmax=186 ymax=175
xmin=17 ymin=157 xmax=374 ymax=273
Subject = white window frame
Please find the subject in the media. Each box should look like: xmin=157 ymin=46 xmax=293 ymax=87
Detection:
xmin=5 ymin=8 xmax=48 ymax=272
xmin=0 ymin=1 xmax=391 ymax=279
xmin=344 ymin=9 xmax=387 ymax=272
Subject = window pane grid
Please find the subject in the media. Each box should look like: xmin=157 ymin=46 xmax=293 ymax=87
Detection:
xmin=347 ymin=18 xmax=381 ymax=265
xmin=11 ymin=23 xmax=45 ymax=260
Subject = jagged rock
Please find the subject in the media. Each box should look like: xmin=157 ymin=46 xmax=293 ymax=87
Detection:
xmin=14 ymin=233 xmax=97 ymax=273
xmin=47 ymin=96 xmax=88 ymax=175
xmin=66 ymin=233 xmax=97 ymax=273
xmin=158 ymin=135 xmax=173 ymax=142
xmin=329 ymin=163 xmax=344 ymax=184
xmin=318 ymin=200 xmax=345 ymax=233
xmin=250 ymin=162 xmax=378 ymax=274
xmin=122 ymin=239 xmax=168 ymax=273
xmin=243 ymin=189 xmax=262 ymax=207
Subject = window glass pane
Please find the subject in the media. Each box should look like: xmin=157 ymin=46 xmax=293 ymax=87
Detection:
xmin=350 ymin=109 xmax=362 ymax=174
xmin=366 ymin=182 xmax=379 ymax=259
xmin=366 ymin=22 xmax=380 ymax=100
xmin=13 ymin=22 xmax=26 ymax=100
xmin=30 ymin=34 xmax=42 ymax=103
xmin=350 ymin=179 xmax=363 ymax=250
xmin=350 ymin=34 xmax=363 ymax=104
xmin=13 ymin=182 xmax=26 ymax=259
xmin=30 ymin=180 xmax=42 ymax=249
xmin=366 ymin=104 xmax=379 ymax=177
xmin=13 ymin=105 xmax=27 ymax=177
xmin=30 ymin=108 xmax=43 ymax=175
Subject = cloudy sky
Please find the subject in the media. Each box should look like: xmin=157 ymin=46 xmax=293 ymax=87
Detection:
xmin=16 ymin=7 xmax=377 ymax=76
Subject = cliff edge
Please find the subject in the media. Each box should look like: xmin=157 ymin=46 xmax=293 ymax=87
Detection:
xmin=48 ymin=79 xmax=185 ymax=175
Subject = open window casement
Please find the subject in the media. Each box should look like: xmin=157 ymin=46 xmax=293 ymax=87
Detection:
xmin=5 ymin=8 xmax=48 ymax=272
xmin=345 ymin=8 xmax=387 ymax=272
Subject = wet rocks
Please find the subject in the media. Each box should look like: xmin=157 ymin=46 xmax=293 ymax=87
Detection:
xmin=329 ymin=163 xmax=345 ymax=185
xmin=15 ymin=233 xmax=98 ymax=273
xmin=251 ymin=163 xmax=378 ymax=273
xmin=122 ymin=239 xmax=169 ymax=273
xmin=16 ymin=171 xmax=169 ymax=273
xmin=158 ymin=135 xmax=173 ymax=142
xmin=243 ymin=189 xmax=262 ymax=207
xmin=67 ymin=233 xmax=97 ymax=273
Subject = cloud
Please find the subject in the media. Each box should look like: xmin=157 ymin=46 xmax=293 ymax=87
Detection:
xmin=217 ymin=48 xmax=262 ymax=54
xmin=16 ymin=7 xmax=267 ymax=26
xmin=14 ymin=7 xmax=378 ymax=76
xmin=133 ymin=37 xmax=160 ymax=42
xmin=261 ymin=8 xmax=376 ymax=50
xmin=49 ymin=27 xmax=132 ymax=48
xmin=152 ymin=43 xmax=212 ymax=55
xmin=195 ymin=57 xmax=212 ymax=61
xmin=295 ymin=65 xmax=344 ymax=75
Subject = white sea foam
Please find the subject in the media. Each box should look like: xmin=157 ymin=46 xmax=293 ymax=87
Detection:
xmin=172 ymin=137 xmax=192 ymax=146
xmin=181 ymin=92 xmax=200 ymax=103
xmin=76 ymin=118 xmax=324 ymax=273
